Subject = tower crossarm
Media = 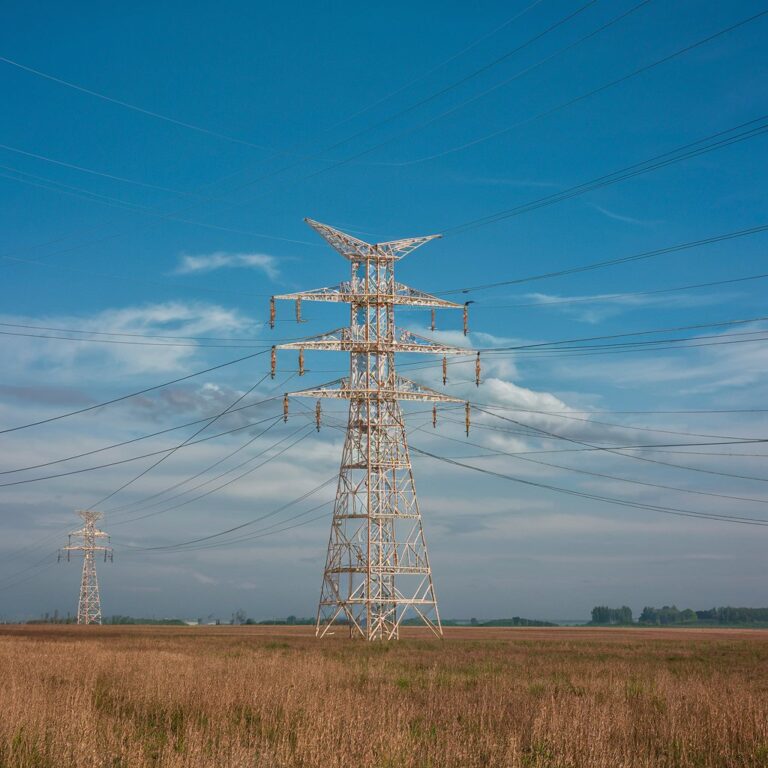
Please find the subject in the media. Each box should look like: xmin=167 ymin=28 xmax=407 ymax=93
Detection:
xmin=277 ymin=327 xmax=468 ymax=355
xmin=65 ymin=526 xmax=109 ymax=539
xmin=62 ymin=543 xmax=111 ymax=553
xmin=305 ymin=218 xmax=440 ymax=261
xmin=274 ymin=281 xmax=460 ymax=309
xmin=287 ymin=375 xmax=464 ymax=404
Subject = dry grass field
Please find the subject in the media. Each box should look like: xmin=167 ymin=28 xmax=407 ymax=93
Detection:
xmin=1 ymin=624 xmax=767 ymax=767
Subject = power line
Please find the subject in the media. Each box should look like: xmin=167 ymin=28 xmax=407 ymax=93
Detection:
xmin=397 ymin=327 xmax=768 ymax=371
xmin=492 ymin=330 xmax=768 ymax=356
xmin=120 ymin=503 xmax=334 ymax=555
xmin=329 ymin=0 xmax=546 ymax=129
xmin=442 ymin=414 xmax=768 ymax=453
xmin=109 ymin=426 xmax=316 ymax=526
xmin=0 ymin=561 xmax=57 ymax=594
xmin=425 ymin=418 xmax=768 ymax=458
xmin=0 ymin=252 xmax=293 ymax=299
xmin=129 ymin=502 xmax=333 ymax=553
xmin=85 ymin=373 xmax=272 ymax=510
xmin=0 ymin=349 xmax=267 ymax=435
xmin=2 ymin=411 xmax=428 ymax=574
xmin=411 ymin=446 xmax=768 ymax=527
xmin=0 ymin=414 xmax=282 ymax=488
xmin=0 ymin=550 xmax=59 ymax=589
xmin=301 ymin=0 xmax=602 ymax=178
xmin=117 ymin=416 xmax=436 ymax=553
xmin=107 ymin=417 xmax=286 ymax=518
xmin=0 ymin=163 xmax=163 ymax=211
xmin=0 ymin=402 xmax=284 ymax=476
xmin=0 ymin=413 xmax=297 ymax=572
xmin=117 ymin=476 xmax=336 ymax=550
xmin=473 ymin=402 xmax=761 ymax=441
xmin=0 ymin=402 xmax=299 ymax=574
xmin=483 ymin=333 xmax=768 ymax=359
xmin=394 ymin=318 xmax=768 ymax=376
xmin=0 ymin=56 xmax=283 ymax=153
xmin=0 ymin=161 xmax=322 ymax=245
xmin=439 ymin=222 xmax=768 ymax=293
xmin=394 ymin=7 xmax=768 ymax=166
xmin=472 ymin=271 xmax=768 ymax=308
xmin=0 ymin=329 xmax=270 ymax=349
xmin=304 ymin=0 xmax=652 ymax=177
xmin=483 ymin=314 xmax=768 ymax=351
xmin=473 ymin=407 xmax=768 ymax=483
xmin=5 ymin=311 xmax=765 ymax=354
xmin=426 ymin=427 xmax=768 ymax=506
xmin=0 ymin=142 xmax=203 ymax=196
xmin=0 ymin=3 xmax=585 ymax=273
xmin=0 ymin=321 xmax=275 ymax=342
xmin=455 ymin=403 xmax=768 ymax=415
xmin=106 ymin=373 xmax=297 ymax=515
xmin=10 ymin=320 xmax=764 ymax=391
xmin=7 ymin=5 xmax=760 ymax=288
xmin=443 ymin=114 xmax=768 ymax=236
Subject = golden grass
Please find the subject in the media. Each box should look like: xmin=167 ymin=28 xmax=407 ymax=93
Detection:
xmin=1 ymin=624 xmax=767 ymax=767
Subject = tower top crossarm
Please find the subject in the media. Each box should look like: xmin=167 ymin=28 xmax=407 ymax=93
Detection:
xmin=63 ymin=509 xmax=111 ymax=551
xmin=305 ymin=218 xmax=441 ymax=262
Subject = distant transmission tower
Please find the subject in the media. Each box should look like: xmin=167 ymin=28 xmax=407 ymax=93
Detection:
xmin=272 ymin=219 xmax=477 ymax=640
xmin=59 ymin=510 xmax=113 ymax=625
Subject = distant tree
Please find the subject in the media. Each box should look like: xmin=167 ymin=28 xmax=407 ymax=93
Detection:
xmin=616 ymin=606 xmax=633 ymax=625
xmin=591 ymin=606 xmax=632 ymax=625
xmin=479 ymin=617 xmax=558 ymax=627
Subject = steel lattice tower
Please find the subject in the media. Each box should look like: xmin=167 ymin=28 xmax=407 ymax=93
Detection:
xmin=59 ymin=510 xmax=113 ymax=625
xmin=272 ymin=219 xmax=473 ymax=640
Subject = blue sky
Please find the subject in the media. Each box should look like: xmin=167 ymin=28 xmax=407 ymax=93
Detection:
xmin=1 ymin=1 xmax=767 ymax=622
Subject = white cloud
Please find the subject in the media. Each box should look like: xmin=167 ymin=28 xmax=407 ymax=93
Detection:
xmin=174 ymin=252 xmax=279 ymax=280
xmin=459 ymin=175 xmax=560 ymax=189
xmin=523 ymin=291 xmax=729 ymax=324
xmin=547 ymin=322 xmax=768 ymax=395
xmin=0 ymin=301 xmax=255 ymax=379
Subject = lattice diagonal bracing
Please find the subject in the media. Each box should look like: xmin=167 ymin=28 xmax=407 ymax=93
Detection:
xmin=59 ymin=510 xmax=113 ymax=625
xmin=272 ymin=219 xmax=478 ymax=640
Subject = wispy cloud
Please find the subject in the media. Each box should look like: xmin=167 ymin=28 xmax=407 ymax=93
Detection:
xmin=544 ymin=321 xmax=768 ymax=396
xmin=0 ymin=301 xmax=254 ymax=378
xmin=454 ymin=175 xmax=559 ymax=189
xmin=524 ymin=291 xmax=728 ymax=324
xmin=588 ymin=203 xmax=655 ymax=227
xmin=174 ymin=252 xmax=279 ymax=280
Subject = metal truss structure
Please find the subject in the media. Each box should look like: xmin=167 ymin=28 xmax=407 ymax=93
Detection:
xmin=272 ymin=218 xmax=475 ymax=640
xmin=59 ymin=510 xmax=113 ymax=625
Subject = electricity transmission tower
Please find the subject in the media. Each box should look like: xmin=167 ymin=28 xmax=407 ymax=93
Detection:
xmin=272 ymin=219 xmax=476 ymax=640
xmin=59 ymin=510 xmax=113 ymax=625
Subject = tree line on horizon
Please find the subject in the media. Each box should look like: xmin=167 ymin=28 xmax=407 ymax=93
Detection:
xmin=590 ymin=605 xmax=768 ymax=626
